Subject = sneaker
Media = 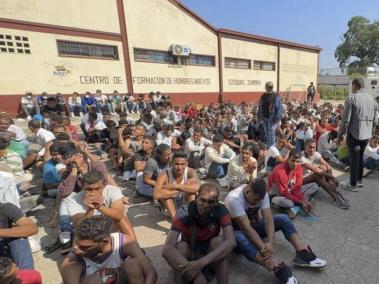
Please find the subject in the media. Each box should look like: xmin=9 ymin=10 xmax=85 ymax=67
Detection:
xmin=70 ymin=113 xmax=75 ymax=117
xmin=28 ymin=236 xmax=41 ymax=254
xmin=333 ymin=193 xmax=350 ymax=209
xmin=286 ymin=208 xmax=299 ymax=219
xmin=343 ymin=166 xmax=350 ymax=172
xmin=357 ymin=180 xmax=364 ymax=187
xmin=274 ymin=262 xmax=297 ymax=284
xmin=362 ymin=168 xmax=372 ymax=177
xmin=340 ymin=181 xmax=359 ymax=192
xmin=294 ymin=246 xmax=327 ymax=268
xmin=26 ymin=115 xmax=32 ymax=121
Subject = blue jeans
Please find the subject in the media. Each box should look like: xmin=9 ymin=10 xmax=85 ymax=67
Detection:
xmin=296 ymin=139 xmax=305 ymax=152
xmin=364 ymin=157 xmax=379 ymax=170
xmin=0 ymin=237 xmax=34 ymax=269
xmin=234 ymin=214 xmax=297 ymax=261
xmin=262 ymin=118 xmax=277 ymax=147
xmin=59 ymin=195 xmax=73 ymax=232
xmin=207 ymin=162 xmax=227 ymax=178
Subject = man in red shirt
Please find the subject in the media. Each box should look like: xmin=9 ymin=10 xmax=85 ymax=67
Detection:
xmin=162 ymin=183 xmax=235 ymax=284
xmin=268 ymin=150 xmax=319 ymax=217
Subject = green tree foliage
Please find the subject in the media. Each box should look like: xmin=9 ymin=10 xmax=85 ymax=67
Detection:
xmin=335 ymin=16 xmax=379 ymax=75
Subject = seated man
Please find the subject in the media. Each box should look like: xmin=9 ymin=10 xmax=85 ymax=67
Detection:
xmin=154 ymin=152 xmax=200 ymax=220
xmin=66 ymin=170 xmax=135 ymax=239
xmin=81 ymin=112 xmax=107 ymax=143
xmin=162 ymin=183 xmax=236 ymax=284
xmin=264 ymin=134 xmax=289 ymax=173
xmin=301 ymin=139 xmax=349 ymax=209
xmin=0 ymin=116 xmax=29 ymax=153
xmin=43 ymin=96 xmax=66 ymax=124
xmin=317 ymin=130 xmax=348 ymax=170
xmin=185 ymin=127 xmax=212 ymax=170
xmin=25 ymin=119 xmax=55 ymax=169
xmin=134 ymin=135 xmax=155 ymax=185
xmin=364 ymin=134 xmax=379 ymax=171
xmin=0 ymin=257 xmax=41 ymax=284
xmin=225 ymin=179 xmax=327 ymax=284
xmin=43 ymin=142 xmax=65 ymax=198
xmin=204 ymin=134 xmax=236 ymax=180
xmin=227 ymin=143 xmax=258 ymax=188
xmin=0 ymin=202 xmax=39 ymax=270
xmin=268 ymin=150 xmax=319 ymax=218
xmin=59 ymin=215 xmax=157 ymax=284
xmin=20 ymin=92 xmax=40 ymax=120
xmin=138 ymin=144 xmax=172 ymax=197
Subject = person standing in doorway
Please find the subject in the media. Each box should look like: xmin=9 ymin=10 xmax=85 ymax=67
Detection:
xmin=258 ymin=82 xmax=283 ymax=147
xmin=338 ymin=78 xmax=377 ymax=191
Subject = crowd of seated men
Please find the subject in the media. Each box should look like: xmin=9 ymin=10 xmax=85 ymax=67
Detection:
xmin=0 ymin=84 xmax=378 ymax=284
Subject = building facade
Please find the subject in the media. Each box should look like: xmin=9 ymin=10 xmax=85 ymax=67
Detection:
xmin=0 ymin=0 xmax=320 ymax=116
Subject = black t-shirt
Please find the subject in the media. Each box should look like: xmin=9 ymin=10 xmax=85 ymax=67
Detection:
xmin=0 ymin=203 xmax=24 ymax=230
xmin=43 ymin=104 xmax=64 ymax=115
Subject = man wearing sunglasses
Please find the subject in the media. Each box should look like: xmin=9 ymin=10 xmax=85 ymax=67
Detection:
xmin=225 ymin=179 xmax=327 ymax=284
xmin=163 ymin=183 xmax=236 ymax=284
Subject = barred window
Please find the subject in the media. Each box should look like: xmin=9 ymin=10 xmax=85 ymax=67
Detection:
xmin=225 ymin=57 xmax=251 ymax=69
xmin=0 ymin=34 xmax=31 ymax=54
xmin=134 ymin=47 xmax=215 ymax=66
xmin=57 ymin=40 xmax=118 ymax=60
xmin=188 ymin=54 xmax=215 ymax=66
xmin=134 ymin=48 xmax=172 ymax=63
xmin=254 ymin=60 xmax=275 ymax=71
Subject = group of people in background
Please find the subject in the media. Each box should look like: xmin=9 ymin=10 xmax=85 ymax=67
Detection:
xmin=0 ymin=78 xmax=378 ymax=284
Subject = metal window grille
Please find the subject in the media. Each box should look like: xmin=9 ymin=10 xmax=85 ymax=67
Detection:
xmin=225 ymin=57 xmax=251 ymax=69
xmin=57 ymin=40 xmax=118 ymax=60
xmin=134 ymin=48 xmax=172 ymax=63
xmin=254 ymin=60 xmax=275 ymax=71
xmin=0 ymin=34 xmax=31 ymax=54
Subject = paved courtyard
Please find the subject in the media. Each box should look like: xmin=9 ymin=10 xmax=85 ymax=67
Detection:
xmin=14 ymin=117 xmax=379 ymax=284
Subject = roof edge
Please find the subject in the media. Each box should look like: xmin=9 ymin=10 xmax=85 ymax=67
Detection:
xmin=219 ymin=28 xmax=322 ymax=52
xmin=169 ymin=0 xmax=321 ymax=52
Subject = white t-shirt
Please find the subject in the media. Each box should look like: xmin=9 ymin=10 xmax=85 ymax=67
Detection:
xmin=66 ymin=185 xmax=123 ymax=217
xmin=317 ymin=132 xmax=330 ymax=153
xmin=301 ymin=151 xmax=322 ymax=176
xmin=7 ymin=125 xmax=27 ymax=141
xmin=265 ymin=145 xmax=281 ymax=168
xmin=36 ymin=128 xmax=55 ymax=156
xmin=225 ymin=186 xmax=270 ymax=226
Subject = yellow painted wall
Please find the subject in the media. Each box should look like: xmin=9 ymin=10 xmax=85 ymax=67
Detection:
xmin=222 ymin=37 xmax=278 ymax=92
xmin=279 ymin=47 xmax=318 ymax=92
xmin=124 ymin=0 xmax=219 ymax=93
xmin=0 ymin=28 xmax=127 ymax=94
xmin=0 ymin=0 xmax=120 ymax=33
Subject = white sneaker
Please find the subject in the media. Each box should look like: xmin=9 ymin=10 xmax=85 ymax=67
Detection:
xmin=28 ymin=236 xmax=41 ymax=254
xmin=70 ymin=113 xmax=74 ymax=117
xmin=79 ymin=112 xmax=83 ymax=117
xmin=340 ymin=180 xmax=359 ymax=192
xmin=363 ymin=168 xmax=372 ymax=177
xmin=26 ymin=115 xmax=32 ymax=121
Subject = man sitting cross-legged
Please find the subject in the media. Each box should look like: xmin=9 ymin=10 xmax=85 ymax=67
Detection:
xmin=225 ymin=179 xmax=327 ymax=284
xmin=301 ymin=138 xmax=349 ymax=209
xmin=162 ymin=183 xmax=236 ymax=284
xmin=59 ymin=215 xmax=157 ymax=284
xmin=153 ymin=151 xmax=200 ymax=220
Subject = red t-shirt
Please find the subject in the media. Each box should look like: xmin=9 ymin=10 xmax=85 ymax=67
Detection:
xmin=315 ymin=123 xmax=335 ymax=142
xmin=172 ymin=202 xmax=231 ymax=243
xmin=17 ymin=270 xmax=42 ymax=284
xmin=268 ymin=162 xmax=304 ymax=203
